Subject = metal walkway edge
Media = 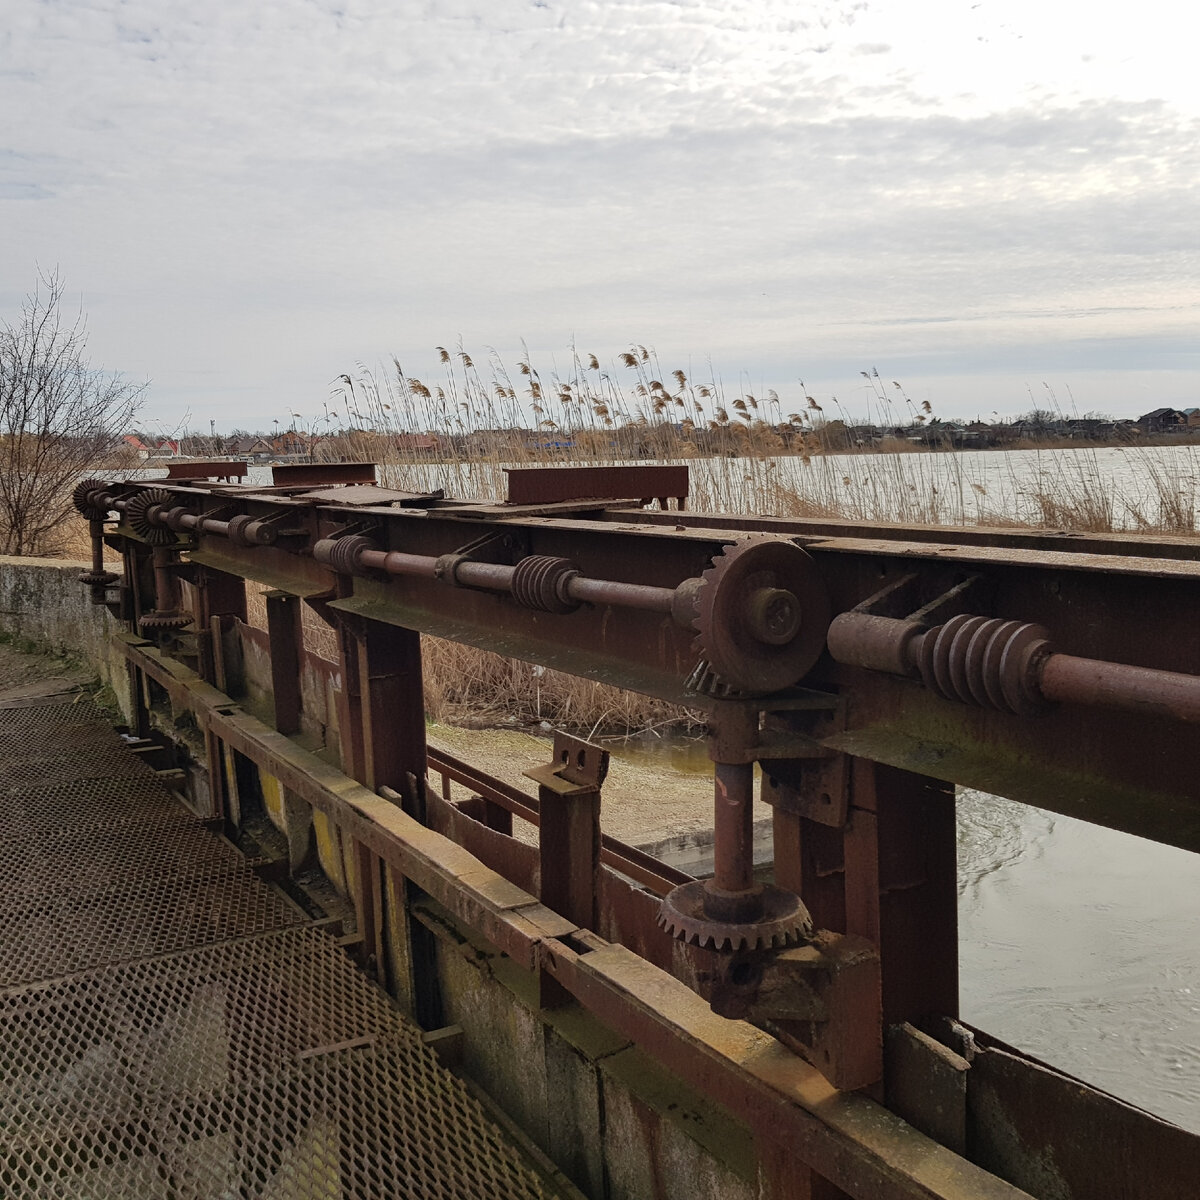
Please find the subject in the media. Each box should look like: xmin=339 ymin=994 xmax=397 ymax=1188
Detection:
xmin=0 ymin=695 xmax=567 ymax=1200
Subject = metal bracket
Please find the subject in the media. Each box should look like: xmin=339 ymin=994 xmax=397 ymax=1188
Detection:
xmin=434 ymin=530 xmax=526 ymax=587
xmin=523 ymin=731 xmax=610 ymax=795
xmin=704 ymin=930 xmax=882 ymax=1091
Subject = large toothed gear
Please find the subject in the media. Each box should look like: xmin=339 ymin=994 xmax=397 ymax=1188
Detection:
xmin=124 ymin=489 xmax=177 ymax=545
xmin=691 ymin=536 xmax=830 ymax=695
xmin=72 ymin=478 xmax=113 ymax=521
xmin=658 ymin=881 xmax=813 ymax=952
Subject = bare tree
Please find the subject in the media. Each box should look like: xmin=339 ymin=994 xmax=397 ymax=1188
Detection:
xmin=0 ymin=271 xmax=145 ymax=555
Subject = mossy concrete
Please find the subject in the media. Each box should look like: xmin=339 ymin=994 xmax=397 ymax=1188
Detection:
xmin=0 ymin=555 xmax=132 ymax=719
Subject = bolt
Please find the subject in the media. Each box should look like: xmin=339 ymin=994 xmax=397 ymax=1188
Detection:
xmin=746 ymin=587 xmax=801 ymax=645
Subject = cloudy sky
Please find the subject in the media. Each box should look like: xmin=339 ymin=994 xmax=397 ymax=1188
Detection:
xmin=2 ymin=0 xmax=1197 ymax=431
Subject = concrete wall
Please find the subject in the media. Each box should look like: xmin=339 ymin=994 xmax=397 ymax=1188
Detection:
xmin=0 ymin=554 xmax=132 ymax=717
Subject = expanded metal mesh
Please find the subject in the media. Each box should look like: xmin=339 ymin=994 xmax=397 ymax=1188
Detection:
xmin=0 ymin=1036 xmax=554 ymax=1199
xmin=0 ymin=746 xmax=156 ymax=792
xmin=0 ymin=819 xmax=250 ymax=900
xmin=0 ymin=697 xmax=567 ymax=1198
xmin=0 ymin=720 xmax=122 ymax=758
xmin=0 ymin=869 xmax=307 ymax=987
xmin=0 ymin=776 xmax=193 ymax=839
xmin=0 ymin=698 xmax=107 ymax=727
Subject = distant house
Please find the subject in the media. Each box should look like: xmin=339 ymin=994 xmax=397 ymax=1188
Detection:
xmin=122 ymin=433 xmax=151 ymax=459
xmin=227 ymin=436 xmax=273 ymax=460
xmin=270 ymin=431 xmax=312 ymax=457
xmin=1137 ymin=408 xmax=1186 ymax=434
xmin=393 ymin=433 xmax=440 ymax=455
xmin=1184 ymin=408 xmax=1200 ymax=428
xmin=154 ymin=439 xmax=179 ymax=456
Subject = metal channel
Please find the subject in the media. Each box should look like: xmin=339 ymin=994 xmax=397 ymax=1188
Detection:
xmin=0 ymin=699 xmax=574 ymax=1199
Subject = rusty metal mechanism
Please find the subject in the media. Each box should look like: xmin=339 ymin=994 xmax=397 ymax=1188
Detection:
xmin=828 ymin=579 xmax=1200 ymax=724
xmin=70 ymin=464 xmax=1200 ymax=1200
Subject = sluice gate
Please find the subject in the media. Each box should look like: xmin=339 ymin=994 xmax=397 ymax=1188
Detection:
xmin=54 ymin=461 xmax=1200 ymax=1198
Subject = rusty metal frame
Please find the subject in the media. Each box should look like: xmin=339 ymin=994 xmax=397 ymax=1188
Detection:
xmin=75 ymin=469 xmax=1200 ymax=1200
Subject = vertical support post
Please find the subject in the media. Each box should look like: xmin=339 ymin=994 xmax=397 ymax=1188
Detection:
xmin=356 ymin=619 xmax=426 ymax=800
xmin=265 ymin=591 xmax=303 ymax=736
xmin=843 ymin=760 xmax=958 ymax=1028
xmin=126 ymin=659 xmax=150 ymax=739
xmin=203 ymin=725 xmax=227 ymax=822
xmin=345 ymin=612 xmax=433 ymax=1022
xmin=525 ymin=732 xmax=608 ymax=1008
xmin=193 ymin=566 xmax=246 ymax=686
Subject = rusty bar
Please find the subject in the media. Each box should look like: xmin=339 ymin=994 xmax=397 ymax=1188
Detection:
xmin=504 ymin=464 xmax=688 ymax=506
xmin=1039 ymin=652 xmax=1200 ymax=723
xmin=538 ymin=782 xmax=601 ymax=932
xmin=844 ymin=761 xmax=958 ymax=1029
xmin=427 ymin=746 xmax=691 ymax=894
xmin=265 ymin=591 xmax=303 ymax=735
xmin=713 ymin=761 xmax=756 ymax=895
xmin=272 ymin=461 xmax=376 ymax=487
xmin=163 ymin=459 xmax=248 ymax=480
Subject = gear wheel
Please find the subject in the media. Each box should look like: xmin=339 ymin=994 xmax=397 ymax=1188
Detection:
xmin=139 ymin=610 xmax=192 ymax=631
xmin=691 ymin=536 xmax=829 ymax=695
xmin=72 ymin=478 xmax=113 ymax=521
xmin=125 ymin=489 xmax=177 ymax=545
xmin=658 ymin=881 xmax=812 ymax=952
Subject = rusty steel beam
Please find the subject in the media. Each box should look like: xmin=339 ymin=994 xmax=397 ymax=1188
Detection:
xmin=271 ymin=461 xmax=377 ymax=487
xmin=504 ymin=464 xmax=688 ymax=506
xmin=79 ymin=476 xmax=1200 ymax=850
xmin=163 ymin=459 xmax=249 ymax=481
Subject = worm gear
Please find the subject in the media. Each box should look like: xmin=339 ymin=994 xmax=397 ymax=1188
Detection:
xmin=691 ymin=536 xmax=830 ymax=695
xmin=125 ymin=489 xmax=178 ymax=546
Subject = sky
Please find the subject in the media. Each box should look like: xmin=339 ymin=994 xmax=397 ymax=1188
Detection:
xmin=2 ymin=0 xmax=1197 ymax=432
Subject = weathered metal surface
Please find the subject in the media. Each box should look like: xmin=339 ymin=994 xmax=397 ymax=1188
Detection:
xmin=80 ymin=477 xmax=1195 ymax=838
xmin=884 ymin=1023 xmax=969 ymax=1156
xmin=966 ymin=1035 xmax=1200 ymax=1200
xmin=163 ymin=458 xmax=248 ymax=480
xmin=70 ymin=471 xmax=1200 ymax=1199
xmin=271 ymin=460 xmax=377 ymax=486
xmin=504 ymin=464 xmax=688 ymax=506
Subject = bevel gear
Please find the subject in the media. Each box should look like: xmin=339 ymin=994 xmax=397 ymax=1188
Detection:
xmin=124 ymin=489 xmax=177 ymax=545
xmin=72 ymin=478 xmax=113 ymax=522
xmin=690 ymin=536 xmax=830 ymax=695
xmin=657 ymin=881 xmax=812 ymax=952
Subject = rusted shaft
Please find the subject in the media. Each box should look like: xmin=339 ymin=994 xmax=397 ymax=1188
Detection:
xmin=830 ymin=609 xmax=1200 ymax=723
xmin=89 ymin=521 xmax=106 ymax=575
xmin=319 ymin=536 xmax=687 ymax=621
xmin=565 ymin=576 xmax=676 ymax=614
xmin=359 ymin=548 xmax=440 ymax=579
xmin=711 ymin=761 xmax=757 ymax=896
xmin=1040 ymin=654 xmax=1200 ymax=724
xmin=151 ymin=545 xmax=182 ymax=611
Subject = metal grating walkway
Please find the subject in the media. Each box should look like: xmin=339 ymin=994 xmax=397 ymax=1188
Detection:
xmin=0 ymin=696 xmax=567 ymax=1199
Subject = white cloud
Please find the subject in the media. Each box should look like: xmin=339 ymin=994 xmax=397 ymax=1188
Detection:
xmin=0 ymin=0 xmax=1196 ymax=426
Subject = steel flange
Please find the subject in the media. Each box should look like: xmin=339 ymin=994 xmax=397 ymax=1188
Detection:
xmin=692 ymin=536 xmax=830 ymax=695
